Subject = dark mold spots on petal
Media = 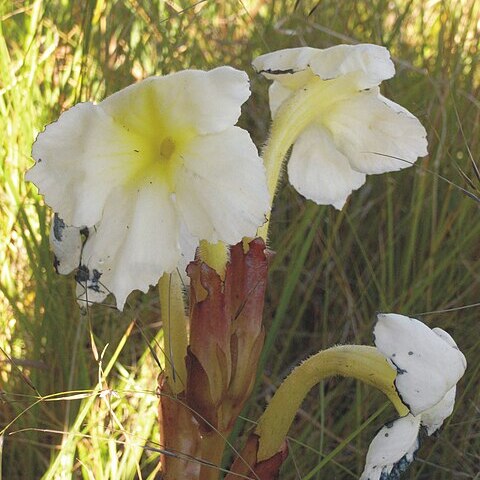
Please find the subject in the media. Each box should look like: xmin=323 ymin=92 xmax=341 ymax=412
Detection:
xmin=408 ymin=351 xmax=414 ymax=355
xmin=89 ymin=269 xmax=103 ymax=292
xmin=76 ymin=265 xmax=105 ymax=294
xmin=258 ymin=68 xmax=297 ymax=75
xmin=390 ymin=358 xmax=407 ymax=375
xmin=80 ymin=227 xmax=90 ymax=241
xmin=75 ymin=265 xmax=90 ymax=283
xmin=134 ymin=149 xmax=139 ymax=153
xmin=53 ymin=213 xmax=66 ymax=241
xmin=379 ymin=444 xmax=418 ymax=480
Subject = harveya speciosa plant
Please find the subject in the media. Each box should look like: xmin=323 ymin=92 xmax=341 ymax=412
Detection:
xmin=25 ymin=42 xmax=465 ymax=480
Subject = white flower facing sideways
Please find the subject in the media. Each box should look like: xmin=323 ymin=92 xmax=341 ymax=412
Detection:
xmin=253 ymin=44 xmax=428 ymax=209
xmin=361 ymin=313 xmax=467 ymax=480
xmin=26 ymin=67 xmax=269 ymax=309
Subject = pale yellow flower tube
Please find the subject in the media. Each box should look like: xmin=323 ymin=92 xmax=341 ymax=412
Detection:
xmin=258 ymin=74 xmax=358 ymax=239
xmin=255 ymin=345 xmax=408 ymax=461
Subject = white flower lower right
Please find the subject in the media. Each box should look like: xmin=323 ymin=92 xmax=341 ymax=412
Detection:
xmin=361 ymin=313 xmax=467 ymax=480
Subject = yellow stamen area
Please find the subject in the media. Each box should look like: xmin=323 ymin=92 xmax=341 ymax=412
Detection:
xmin=255 ymin=345 xmax=408 ymax=461
xmin=159 ymin=136 xmax=176 ymax=160
xmin=126 ymin=125 xmax=196 ymax=192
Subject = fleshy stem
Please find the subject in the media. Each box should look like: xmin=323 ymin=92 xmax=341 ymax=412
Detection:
xmin=255 ymin=345 xmax=408 ymax=461
xmin=257 ymin=73 xmax=359 ymax=240
xmin=159 ymin=272 xmax=188 ymax=394
xmin=198 ymin=433 xmax=228 ymax=480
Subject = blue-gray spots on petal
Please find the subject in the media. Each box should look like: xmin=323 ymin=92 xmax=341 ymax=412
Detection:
xmin=75 ymin=265 xmax=90 ymax=283
xmin=76 ymin=265 xmax=104 ymax=294
xmin=379 ymin=453 xmax=415 ymax=480
xmin=391 ymin=359 xmax=408 ymax=375
xmin=53 ymin=213 xmax=66 ymax=241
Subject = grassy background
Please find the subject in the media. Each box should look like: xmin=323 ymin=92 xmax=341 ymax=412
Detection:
xmin=1 ymin=0 xmax=479 ymax=478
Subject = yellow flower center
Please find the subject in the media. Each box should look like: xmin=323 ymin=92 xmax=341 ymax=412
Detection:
xmin=111 ymin=81 xmax=197 ymax=192
xmin=125 ymin=126 xmax=196 ymax=192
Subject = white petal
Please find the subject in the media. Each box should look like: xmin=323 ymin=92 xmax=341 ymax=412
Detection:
xmin=78 ymin=185 xmax=180 ymax=310
xmin=27 ymin=102 xmax=141 ymax=227
xmin=253 ymin=44 xmax=395 ymax=90
xmin=29 ymin=93 xmax=181 ymax=233
xmin=50 ymin=214 xmax=84 ymax=275
xmin=328 ymin=89 xmax=428 ymax=174
xmin=252 ymin=47 xmax=318 ymax=86
xmin=177 ymin=222 xmax=199 ymax=285
xmin=432 ymin=327 xmax=463 ymax=351
xmin=287 ymin=125 xmax=366 ymax=209
xmin=253 ymin=47 xmax=317 ymax=75
xmin=360 ymin=415 xmax=420 ymax=480
xmin=175 ymin=126 xmax=269 ymax=244
xmin=308 ymin=44 xmax=395 ymax=89
xmin=100 ymin=67 xmax=250 ymax=136
xmin=420 ymin=387 xmax=456 ymax=435
xmin=374 ymin=313 xmax=467 ymax=416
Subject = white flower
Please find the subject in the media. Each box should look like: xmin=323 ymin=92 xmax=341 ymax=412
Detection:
xmin=253 ymin=44 xmax=428 ymax=209
xmin=27 ymin=67 xmax=269 ymax=309
xmin=361 ymin=313 xmax=466 ymax=480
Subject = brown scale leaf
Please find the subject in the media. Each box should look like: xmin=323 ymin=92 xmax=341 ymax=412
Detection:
xmin=225 ymin=434 xmax=288 ymax=480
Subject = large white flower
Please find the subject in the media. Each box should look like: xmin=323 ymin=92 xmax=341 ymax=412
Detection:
xmin=27 ymin=67 xmax=269 ymax=309
xmin=253 ymin=44 xmax=428 ymax=209
xmin=361 ymin=313 xmax=467 ymax=480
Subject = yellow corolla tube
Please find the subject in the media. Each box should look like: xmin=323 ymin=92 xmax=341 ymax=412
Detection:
xmin=255 ymin=345 xmax=408 ymax=462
